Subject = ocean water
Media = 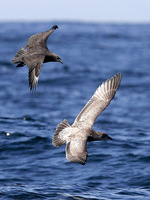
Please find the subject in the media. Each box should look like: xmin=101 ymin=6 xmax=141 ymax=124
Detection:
xmin=0 ymin=22 xmax=150 ymax=200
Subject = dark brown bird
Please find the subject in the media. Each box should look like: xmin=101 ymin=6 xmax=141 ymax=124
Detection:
xmin=11 ymin=25 xmax=63 ymax=91
xmin=53 ymin=73 xmax=121 ymax=165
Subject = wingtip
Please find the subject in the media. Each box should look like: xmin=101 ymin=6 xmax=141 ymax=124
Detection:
xmin=111 ymin=73 xmax=122 ymax=85
xmin=52 ymin=25 xmax=58 ymax=30
xmin=117 ymin=72 xmax=122 ymax=78
xmin=116 ymin=73 xmax=122 ymax=80
xmin=114 ymin=73 xmax=121 ymax=78
xmin=116 ymin=73 xmax=122 ymax=84
xmin=29 ymin=84 xmax=36 ymax=93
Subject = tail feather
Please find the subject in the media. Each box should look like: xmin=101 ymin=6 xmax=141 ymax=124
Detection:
xmin=11 ymin=47 xmax=27 ymax=63
xmin=53 ymin=119 xmax=70 ymax=147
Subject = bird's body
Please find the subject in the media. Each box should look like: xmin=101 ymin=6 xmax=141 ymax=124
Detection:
xmin=11 ymin=25 xmax=63 ymax=91
xmin=53 ymin=73 xmax=121 ymax=165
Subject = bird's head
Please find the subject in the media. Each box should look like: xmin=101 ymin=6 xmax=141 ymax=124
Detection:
xmin=88 ymin=130 xmax=112 ymax=141
xmin=53 ymin=55 xmax=63 ymax=64
xmin=96 ymin=132 xmax=112 ymax=141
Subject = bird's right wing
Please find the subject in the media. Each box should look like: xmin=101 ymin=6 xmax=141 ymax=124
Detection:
xmin=66 ymin=135 xmax=88 ymax=165
xmin=26 ymin=25 xmax=58 ymax=52
xmin=73 ymin=73 xmax=121 ymax=128
xmin=23 ymin=54 xmax=45 ymax=91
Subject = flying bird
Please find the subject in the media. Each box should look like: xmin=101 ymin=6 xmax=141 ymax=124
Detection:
xmin=11 ymin=25 xmax=63 ymax=91
xmin=53 ymin=73 xmax=121 ymax=165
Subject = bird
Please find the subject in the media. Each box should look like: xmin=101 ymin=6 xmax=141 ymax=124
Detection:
xmin=52 ymin=73 xmax=121 ymax=165
xmin=11 ymin=25 xmax=63 ymax=91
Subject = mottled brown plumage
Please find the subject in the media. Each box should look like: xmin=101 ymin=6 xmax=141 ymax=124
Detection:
xmin=12 ymin=25 xmax=63 ymax=91
xmin=53 ymin=73 xmax=121 ymax=165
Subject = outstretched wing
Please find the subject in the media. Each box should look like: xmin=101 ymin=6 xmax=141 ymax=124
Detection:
xmin=23 ymin=54 xmax=45 ymax=91
xmin=66 ymin=135 xmax=88 ymax=165
xmin=26 ymin=25 xmax=58 ymax=52
xmin=73 ymin=73 xmax=121 ymax=128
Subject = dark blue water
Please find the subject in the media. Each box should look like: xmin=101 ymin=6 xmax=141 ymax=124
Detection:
xmin=0 ymin=22 xmax=150 ymax=199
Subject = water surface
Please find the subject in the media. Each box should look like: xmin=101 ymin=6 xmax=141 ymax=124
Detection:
xmin=0 ymin=22 xmax=150 ymax=199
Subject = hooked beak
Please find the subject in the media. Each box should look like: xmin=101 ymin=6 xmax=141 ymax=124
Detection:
xmin=108 ymin=136 xmax=112 ymax=140
xmin=59 ymin=60 xmax=63 ymax=64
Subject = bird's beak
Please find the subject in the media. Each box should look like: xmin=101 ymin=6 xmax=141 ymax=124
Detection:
xmin=108 ymin=136 xmax=112 ymax=140
xmin=60 ymin=60 xmax=63 ymax=64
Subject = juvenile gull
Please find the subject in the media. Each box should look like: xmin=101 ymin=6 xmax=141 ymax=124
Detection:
xmin=11 ymin=25 xmax=63 ymax=91
xmin=53 ymin=73 xmax=121 ymax=165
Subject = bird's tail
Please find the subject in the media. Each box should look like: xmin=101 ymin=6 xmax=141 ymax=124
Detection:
xmin=11 ymin=47 xmax=27 ymax=64
xmin=53 ymin=119 xmax=71 ymax=147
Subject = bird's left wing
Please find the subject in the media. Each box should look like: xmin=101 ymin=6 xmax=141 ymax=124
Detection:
xmin=73 ymin=73 xmax=121 ymax=128
xmin=26 ymin=25 xmax=58 ymax=52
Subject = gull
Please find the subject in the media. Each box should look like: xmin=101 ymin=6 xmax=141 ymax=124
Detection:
xmin=11 ymin=25 xmax=63 ymax=91
xmin=53 ymin=73 xmax=121 ymax=165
